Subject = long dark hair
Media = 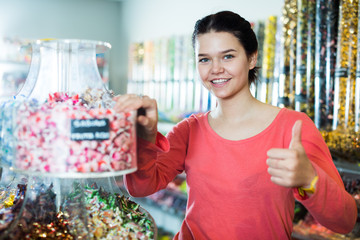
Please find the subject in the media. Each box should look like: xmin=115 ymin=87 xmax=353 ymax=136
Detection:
xmin=192 ymin=11 xmax=259 ymax=86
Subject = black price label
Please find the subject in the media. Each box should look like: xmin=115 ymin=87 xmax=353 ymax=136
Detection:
xmin=71 ymin=119 xmax=110 ymax=141
xmin=335 ymin=68 xmax=348 ymax=78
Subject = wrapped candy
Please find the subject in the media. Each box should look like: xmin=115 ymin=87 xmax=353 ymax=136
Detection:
xmin=0 ymin=179 xmax=156 ymax=239
xmin=11 ymin=90 xmax=137 ymax=177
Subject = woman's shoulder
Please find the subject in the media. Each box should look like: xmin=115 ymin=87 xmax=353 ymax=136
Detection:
xmin=182 ymin=111 xmax=208 ymax=124
xmin=171 ymin=111 xmax=208 ymax=131
xmin=276 ymin=108 xmax=320 ymax=138
xmin=277 ymin=108 xmax=313 ymax=123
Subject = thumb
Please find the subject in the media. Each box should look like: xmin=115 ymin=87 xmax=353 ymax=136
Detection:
xmin=289 ymin=120 xmax=302 ymax=149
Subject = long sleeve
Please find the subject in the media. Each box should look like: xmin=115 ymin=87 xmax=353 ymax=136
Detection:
xmin=124 ymin=119 xmax=190 ymax=197
xmin=290 ymin=113 xmax=357 ymax=233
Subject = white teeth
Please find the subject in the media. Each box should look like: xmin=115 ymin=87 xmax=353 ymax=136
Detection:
xmin=212 ymin=79 xmax=229 ymax=84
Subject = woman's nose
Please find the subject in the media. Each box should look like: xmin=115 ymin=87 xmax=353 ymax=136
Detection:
xmin=211 ymin=60 xmax=224 ymax=74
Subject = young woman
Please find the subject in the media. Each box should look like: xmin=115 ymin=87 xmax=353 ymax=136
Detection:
xmin=114 ymin=11 xmax=357 ymax=239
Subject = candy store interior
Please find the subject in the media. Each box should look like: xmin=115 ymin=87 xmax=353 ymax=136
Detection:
xmin=0 ymin=0 xmax=360 ymax=239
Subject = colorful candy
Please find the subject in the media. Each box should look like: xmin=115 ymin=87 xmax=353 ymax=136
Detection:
xmin=333 ymin=0 xmax=359 ymax=131
xmin=0 ymin=181 xmax=155 ymax=239
xmin=10 ymin=90 xmax=137 ymax=176
xmin=262 ymin=16 xmax=278 ymax=104
xmin=64 ymin=182 xmax=154 ymax=239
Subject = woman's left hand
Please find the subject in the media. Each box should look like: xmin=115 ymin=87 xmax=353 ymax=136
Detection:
xmin=266 ymin=120 xmax=316 ymax=188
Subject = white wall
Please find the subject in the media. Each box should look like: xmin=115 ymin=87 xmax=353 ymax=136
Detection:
xmin=121 ymin=0 xmax=284 ymax=42
xmin=0 ymin=0 xmax=128 ymax=94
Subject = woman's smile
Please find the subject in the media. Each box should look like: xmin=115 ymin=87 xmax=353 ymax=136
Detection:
xmin=210 ymin=78 xmax=231 ymax=87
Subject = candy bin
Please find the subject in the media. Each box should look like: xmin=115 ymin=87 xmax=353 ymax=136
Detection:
xmin=3 ymin=39 xmax=137 ymax=177
xmin=0 ymin=167 xmax=28 ymax=239
xmin=0 ymin=39 xmax=157 ymax=239
xmin=327 ymin=0 xmax=359 ymax=161
xmin=0 ymin=175 xmax=156 ymax=239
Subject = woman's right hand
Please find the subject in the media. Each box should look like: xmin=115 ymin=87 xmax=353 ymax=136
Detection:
xmin=113 ymin=94 xmax=158 ymax=144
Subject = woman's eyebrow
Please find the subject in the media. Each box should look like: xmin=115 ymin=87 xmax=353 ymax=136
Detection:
xmin=221 ymin=49 xmax=237 ymax=54
xmin=198 ymin=49 xmax=237 ymax=57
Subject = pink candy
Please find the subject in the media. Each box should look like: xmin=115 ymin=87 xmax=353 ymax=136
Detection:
xmin=13 ymin=92 xmax=137 ymax=177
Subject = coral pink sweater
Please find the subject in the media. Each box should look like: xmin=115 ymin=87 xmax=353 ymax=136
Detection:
xmin=125 ymin=108 xmax=357 ymax=239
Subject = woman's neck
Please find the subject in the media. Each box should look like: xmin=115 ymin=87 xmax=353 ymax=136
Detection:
xmin=211 ymin=91 xmax=260 ymax=122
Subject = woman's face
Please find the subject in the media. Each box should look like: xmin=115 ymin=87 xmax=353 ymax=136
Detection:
xmin=195 ymin=31 xmax=257 ymax=100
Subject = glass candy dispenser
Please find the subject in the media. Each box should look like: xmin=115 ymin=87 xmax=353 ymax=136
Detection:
xmin=329 ymin=0 xmax=359 ymax=160
xmin=261 ymin=16 xmax=277 ymax=105
xmin=294 ymin=0 xmax=315 ymax=120
xmin=314 ymin=0 xmax=339 ymax=130
xmin=278 ymin=0 xmax=297 ymax=108
xmin=2 ymin=39 xmax=137 ymax=177
xmin=333 ymin=0 xmax=359 ymax=132
xmin=0 ymin=174 xmax=156 ymax=239
xmin=0 ymin=39 xmax=156 ymax=239
xmin=295 ymin=0 xmax=310 ymax=114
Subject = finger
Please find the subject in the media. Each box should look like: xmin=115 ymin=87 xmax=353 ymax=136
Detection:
xmin=138 ymin=95 xmax=156 ymax=110
xmin=113 ymin=93 xmax=137 ymax=102
xmin=137 ymin=115 xmax=150 ymax=126
xmin=266 ymin=158 xmax=289 ymax=170
xmin=266 ymin=158 xmax=279 ymax=168
xmin=113 ymin=94 xmax=137 ymax=106
xmin=270 ymin=176 xmax=291 ymax=187
xmin=267 ymin=166 xmax=287 ymax=178
xmin=112 ymin=94 xmax=122 ymax=101
xmin=289 ymin=120 xmax=302 ymax=149
xmin=267 ymin=148 xmax=297 ymax=159
xmin=114 ymin=94 xmax=144 ymax=112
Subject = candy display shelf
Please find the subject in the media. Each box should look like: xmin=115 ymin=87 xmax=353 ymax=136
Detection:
xmin=0 ymin=39 xmax=157 ymax=239
xmin=292 ymin=216 xmax=360 ymax=240
xmin=0 ymin=168 xmax=157 ymax=239
xmin=333 ymin=158 xmax=360 ymax=178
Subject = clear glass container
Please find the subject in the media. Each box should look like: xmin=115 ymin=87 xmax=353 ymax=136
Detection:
xmin=314 ymin=0 xmax=339 ymax=130
xmin=261 ymin=15 xmax=277 ymax=105
xmin=278 ymin=0 xmax=298 ymax=109
xmin=0 ymin=38 xmax=31 ymax=103
xmin=332 ymin=0 xmax=359 ymax=131
xmin=0 ymin=39 xmax=137 ymax=178
xmin=0 ymin=172 xmax=157 ymax=239
xmin=0 ymin=167 xmax=28 ymax=238
xmin=0 ymin=39 xmax=156 ymax=239
xmin=295 ymin=0 xmax=309 ymax=113
xmin=328 ymin=0 xmax=359 ymax=160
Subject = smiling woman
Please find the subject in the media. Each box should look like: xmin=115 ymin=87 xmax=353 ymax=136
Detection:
xmin=116 ymin=10 xmax=358 ymax=240
xmin=194 ymin=31 xmax=257 ymax=100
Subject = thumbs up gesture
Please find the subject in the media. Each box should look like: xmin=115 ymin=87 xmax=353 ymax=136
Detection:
xmin=266 ymin=120 xmax=316 ymax=188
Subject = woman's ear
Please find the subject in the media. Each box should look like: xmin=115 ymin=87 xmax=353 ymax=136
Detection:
xmin=249 ymin=51 xmax=258 ymax=69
